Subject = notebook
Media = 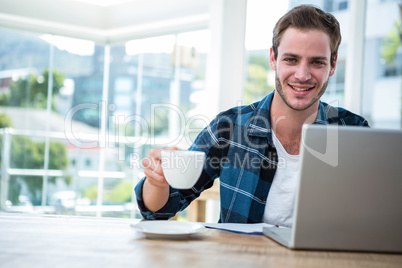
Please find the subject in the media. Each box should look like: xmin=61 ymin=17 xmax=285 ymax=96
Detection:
xmin=263 ymin=124 xmax=402 ymax=253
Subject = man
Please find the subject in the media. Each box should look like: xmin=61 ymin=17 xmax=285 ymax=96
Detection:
xmin=135 ymin=5 xmax=369 ymax=226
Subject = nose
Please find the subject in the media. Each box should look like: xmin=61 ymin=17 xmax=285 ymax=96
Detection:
xmin=294 ymin=62 xmax=311 ymax=82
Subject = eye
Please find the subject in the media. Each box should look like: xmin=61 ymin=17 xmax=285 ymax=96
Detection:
xmin=284 ymin=58 xmax=297 ymax=64
xmin=312 ymin=60 xmax=326 ymax=66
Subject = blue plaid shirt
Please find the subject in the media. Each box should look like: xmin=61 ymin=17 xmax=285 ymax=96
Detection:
xmin=135 ymin=91 xmax=369 ymax=223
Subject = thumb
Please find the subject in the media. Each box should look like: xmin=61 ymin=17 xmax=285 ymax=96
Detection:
xmin=164 ymin=146 xmax=178 ymax=151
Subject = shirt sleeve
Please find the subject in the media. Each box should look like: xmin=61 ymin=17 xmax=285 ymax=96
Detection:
xmin=319 ymin=102 xmax=370 ymax=127
xmin=134 ymin=116 xmax=224 ymax=220
xmin=134 ymin=177 xmax=182 ymax=220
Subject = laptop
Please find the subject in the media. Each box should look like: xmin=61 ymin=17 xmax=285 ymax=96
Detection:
xmin=263 ymin=124 xmax=402 ymax=253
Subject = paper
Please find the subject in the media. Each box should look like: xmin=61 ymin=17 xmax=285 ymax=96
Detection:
xmin=204 ymin=223 xmax=276 ymax=235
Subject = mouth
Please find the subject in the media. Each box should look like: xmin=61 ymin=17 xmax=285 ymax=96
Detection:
xmin=289 ymin=84 xmax=315 ymax=92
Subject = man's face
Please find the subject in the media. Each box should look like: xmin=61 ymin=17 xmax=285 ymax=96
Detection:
xmin=269 ymin=27 xmax=337 ymax=111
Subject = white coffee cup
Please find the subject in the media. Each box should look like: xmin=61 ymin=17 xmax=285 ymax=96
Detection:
xmin=161 ymin=150 xmax=206 ymax=189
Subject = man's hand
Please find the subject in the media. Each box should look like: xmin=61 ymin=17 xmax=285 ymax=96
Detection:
xmin=142 ymin=147 xmax=178 ymax=212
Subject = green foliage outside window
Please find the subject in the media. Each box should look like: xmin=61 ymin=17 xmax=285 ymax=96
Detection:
xmin=0 ymin=114 xmax=14 ymax=128
xmin=5 ymin=136 xmax=71 ymax=204
xmin=0 ymin=69 xmax=65 ymax=110
xmin=1 ymin=131 xmax=71 ymax=205
xmin=244 ymin=53 xmax=274 ymax=105
xmin=0 ymin=68 xmax=70 ymax=205
xmin=381 ymin=20 xmax=401 ymax=63
xmin=83 ymin=180 xmax=133 ymax=204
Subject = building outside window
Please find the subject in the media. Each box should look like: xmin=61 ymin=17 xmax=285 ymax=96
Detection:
xmin=0 ymin=26 xmax=210 ymax=218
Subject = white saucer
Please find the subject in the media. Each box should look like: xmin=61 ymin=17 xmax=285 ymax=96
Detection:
xmin=131 ymin=221 xmax=205 ymax=240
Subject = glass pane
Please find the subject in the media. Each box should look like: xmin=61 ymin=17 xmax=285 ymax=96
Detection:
xmin=9 ymin=135 xmax=46 ymax=169
xmin=362 ymin=0 xmax=401 ymax=129
xmin=8 ymin=175 xmax=42 ymax=207
xmin=0 ymin=28 xmax=51 ymax=130
xmin=176 ymin=30 xmax=210 ymax=147
xmin=110 ymin=31 xmax=210 ymax=173
xmin=45 ymin=34 xmax=104 ymax=134
xmin=7 ymin=135 xmax=70 ymax=207
xmin=244 ymin=0 xmax=289 ymax=105
xmin=0 ymin=25 xmax=210 ymax=217
xmin=122 ymin=35 xmax=175 ymax=141
xmin=108 ymin=37 xmax=176 ymax=203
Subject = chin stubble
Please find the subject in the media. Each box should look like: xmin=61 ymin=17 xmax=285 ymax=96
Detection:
xmin=274 ymin=74 xmax=329 ymax=111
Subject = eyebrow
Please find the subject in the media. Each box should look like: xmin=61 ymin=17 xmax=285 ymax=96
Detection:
xmin=282 ymin=53 xmax=329 ymax=62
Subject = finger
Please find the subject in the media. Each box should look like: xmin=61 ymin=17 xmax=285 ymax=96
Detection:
xmin=148 ymin=148 xmax=163 ymax=160
xmin=144 ymin=168 xmax=164 ymax=181
xmin=148 ymin=147 xmax=178 ymax=162
xmin=144 ymin=168 xmax=169 ymax=187
xmin=142 ymin=157 xmax=150 ymax=168
xmin=143 ymin=156 xmax=163 ymax=174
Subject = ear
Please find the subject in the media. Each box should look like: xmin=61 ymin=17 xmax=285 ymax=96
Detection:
xmin=329 ymin=54 xmax=337 ymax=76
xmin=269 ymin=47 xmax=276 ymax=71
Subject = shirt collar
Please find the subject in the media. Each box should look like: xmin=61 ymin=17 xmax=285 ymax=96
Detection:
xmin=315 ymin=101 xmax=330 ymax=124
xmin=247 ymin=91 xmax=330 ymax=139
xmin=246 ymin=91 xmax=274 ymax=140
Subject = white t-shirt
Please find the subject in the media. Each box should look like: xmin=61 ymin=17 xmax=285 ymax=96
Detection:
xmin=263 ymin=130 xmax=300 ymax=228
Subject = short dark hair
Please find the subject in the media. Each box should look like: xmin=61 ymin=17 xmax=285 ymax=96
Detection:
xmin=272 ymin=5 xmax=341 ymax=66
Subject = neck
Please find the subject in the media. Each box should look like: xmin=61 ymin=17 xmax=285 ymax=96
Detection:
xmin=270 ymin=93 xmax=319 ymax=154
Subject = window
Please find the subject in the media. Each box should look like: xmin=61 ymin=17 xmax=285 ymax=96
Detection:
xmin=244 ymin=0 xmax=288 ymax=104
xmin=363 ymin=0 xmax=402 ymax=129
xmin=246 ymin=0 xmax=401 ymax=129
xmin=337 ymin=1 xmax=348 ymax=11
xmin=0 ymin=27 xmax=210 ymax=217
xmin=85 ymin=159 xmax=92 ymax=167
xmin=323 ymin=0 xmax=348 ymax=12
xmin=379 ymin=38 xmax=402 ymax=78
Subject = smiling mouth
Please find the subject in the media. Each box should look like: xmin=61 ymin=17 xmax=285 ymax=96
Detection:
xmin=289 ymin=85 xmax=314 ymax=92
